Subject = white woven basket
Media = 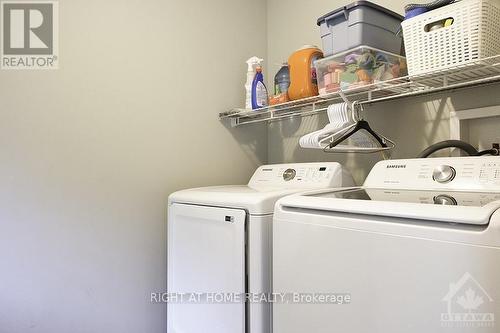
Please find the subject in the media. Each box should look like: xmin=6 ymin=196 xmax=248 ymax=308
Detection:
xmin=402 ymin=0 xmax=500 ymax=76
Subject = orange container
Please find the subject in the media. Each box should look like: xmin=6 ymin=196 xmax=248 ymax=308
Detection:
xmin=269 ymin=92 xmax=290 ymax=106
xmin=288 ymin=45 xmax=323 ymax=100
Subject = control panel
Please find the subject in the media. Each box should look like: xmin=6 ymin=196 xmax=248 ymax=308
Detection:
xmin=248 ymin=162 xmax=354 ymax=189
xmin=364 ymin=157 xmax=500 ymax=191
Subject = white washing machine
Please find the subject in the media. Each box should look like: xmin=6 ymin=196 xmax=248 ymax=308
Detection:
xmin=167 ymin=162 xmax=354 ymax=333
xmin=273 ymin=157 xmax=500 ymax=333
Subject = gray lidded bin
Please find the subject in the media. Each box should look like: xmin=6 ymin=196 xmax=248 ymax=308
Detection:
xmin=317 ymin=1 xmax=404 ymax=57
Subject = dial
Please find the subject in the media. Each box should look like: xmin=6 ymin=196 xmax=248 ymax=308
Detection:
xmin=433 ymin=194 xmax=457 ymax=206
xmin=432 ymin=165 xmax=456 ymax=183
xmin=283 ymin=168 xmax=296 ymax=181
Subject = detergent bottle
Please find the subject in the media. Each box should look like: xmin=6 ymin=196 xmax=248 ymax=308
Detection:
xmin=274 ymin=63 xmax=290 ymax=95
xmin=251 ymin=61 xmax=268 ymax=110
xmin=245 ymin=56 xmax=263 ymax=109
xmin=288 ymin=46 xmax=323 ymax=100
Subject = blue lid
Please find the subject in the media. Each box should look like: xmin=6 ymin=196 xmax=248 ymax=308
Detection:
xmin=404 ymin=7 xmax=429 ymax=20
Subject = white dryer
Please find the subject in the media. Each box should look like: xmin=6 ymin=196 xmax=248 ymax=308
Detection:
xmin=273 ymin=157 xmax=500 ymax=333
xmin=167 ymin=162 xmax=354 ymax=333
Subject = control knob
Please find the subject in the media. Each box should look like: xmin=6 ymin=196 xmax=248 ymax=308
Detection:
xmin=433 ymin=165 xmax=456 ymax=183
xmin=433 ymin=194 xmax=457 ymax=206
xmin=283 ymin=169 xmax=296 ymax=181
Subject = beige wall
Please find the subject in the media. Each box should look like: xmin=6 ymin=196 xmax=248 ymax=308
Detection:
xmin=1 ymin=1 xmax=499 ymax=331
xmin=0 ymin=0 xmax=267 ymax=332
xmin=267 ymin=0 xmax=500 ymax=184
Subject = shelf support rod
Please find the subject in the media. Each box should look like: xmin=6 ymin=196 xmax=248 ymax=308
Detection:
xmin=231 ymin=118 xmax=238 ymax=127
xmin=338 ymin=89 xmax=354 ymax=109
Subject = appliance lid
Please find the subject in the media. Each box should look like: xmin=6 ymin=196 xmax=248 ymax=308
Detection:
xmin=169 ymin=186 xmax=305 ymax=215
xmin=278 ymin=187 xmax=500 ymax=225
xmin=312 ymin=188 xmax=500 ymax=207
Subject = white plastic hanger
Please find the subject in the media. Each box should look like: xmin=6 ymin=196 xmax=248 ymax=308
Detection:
xmin=299 ymin=89 xmax=396 ymax=153
xmin=322 ymin=101 xmax=396 ymax=154
xmin=299 ymin=102 xmax=354 ymax=149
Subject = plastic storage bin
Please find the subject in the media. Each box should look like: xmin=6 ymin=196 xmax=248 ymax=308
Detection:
xmin=317 ymin=1 xmax=404 ymax=57
xmin=401 ymin=0 xmax=500 ymax=76
xmin=315 ymin=46 xmax=407 ymax=95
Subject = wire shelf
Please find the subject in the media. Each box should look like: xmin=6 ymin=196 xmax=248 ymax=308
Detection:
xmin=220 ymin=54 xmax=500 ymax=127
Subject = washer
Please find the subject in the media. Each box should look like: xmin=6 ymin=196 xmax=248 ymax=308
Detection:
xmin=273 ymin=157 xmax=500 ymax=333
xmin=167 ymin=162 xmax=354 ymax=333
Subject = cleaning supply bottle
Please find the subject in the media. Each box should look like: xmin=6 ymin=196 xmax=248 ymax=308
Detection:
xmin=251 ymin=64 xmax=268 ymax=110
xmin=288 ymin=45 xmax=323 ymax=100
xmin=245 ymin=57 xmax=263 ymax=109
xmin=274 ymin=63 xmax=290 ymax=95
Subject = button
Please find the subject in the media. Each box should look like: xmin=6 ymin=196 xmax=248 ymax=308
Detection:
xmin=433 ymin=165 xmax=456 ymax=183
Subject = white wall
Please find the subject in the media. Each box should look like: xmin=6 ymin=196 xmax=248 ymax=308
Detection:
xmin=0 ymin=1 xmax=267 ymax=332
xmin=267 ymin=0 xmax=500 ymax=184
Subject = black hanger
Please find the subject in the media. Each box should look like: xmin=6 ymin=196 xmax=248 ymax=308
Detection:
xmin=327 ymin=120 xmax=388 ymax=149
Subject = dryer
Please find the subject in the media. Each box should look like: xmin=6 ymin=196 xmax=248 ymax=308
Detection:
xmin=273 ymin=157 xmax=500 ymax=333
xmin=167 ymin=162 xmax=354 ymax=333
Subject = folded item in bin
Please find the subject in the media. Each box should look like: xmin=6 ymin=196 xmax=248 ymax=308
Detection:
xmin=404 ymin=0 xmax=455 ymax=19
xmin=318 ymin=47 xmax=407 ymax=95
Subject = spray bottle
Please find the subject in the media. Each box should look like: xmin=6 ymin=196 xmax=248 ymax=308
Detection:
xmin=251 ymin=61 xmax=268 ymax=110
xmin=245 ymin=57 xmax=265 ymax=109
